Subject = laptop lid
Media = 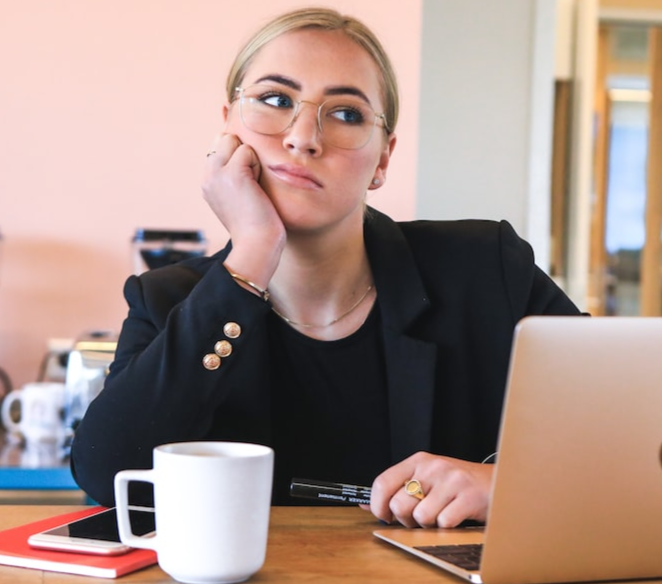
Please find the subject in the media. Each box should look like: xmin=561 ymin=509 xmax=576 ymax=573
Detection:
xmin=375 ymin=316 xmax=662 ymax=584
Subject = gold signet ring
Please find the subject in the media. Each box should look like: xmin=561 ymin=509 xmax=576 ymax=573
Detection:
xmin=404 ymin=479 xmax=425 ymax=500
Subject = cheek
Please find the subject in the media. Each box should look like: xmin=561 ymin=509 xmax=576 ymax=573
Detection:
xmin=223 ymin=105 xmax=276 ymax=156
xmin=344 ymin=149 xmax=381 ymax=181
xmin=224 ymin=105 xmax=243 ymax=134
xmin=329 ymin=156 xmax=377 ymax=201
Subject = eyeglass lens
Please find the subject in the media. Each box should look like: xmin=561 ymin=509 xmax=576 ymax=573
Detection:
xmin=238 ymin=85 xmax=381 ymax=150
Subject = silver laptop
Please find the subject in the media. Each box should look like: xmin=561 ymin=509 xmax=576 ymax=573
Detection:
xmin=375 ymin=316 xmax=662 ymax=584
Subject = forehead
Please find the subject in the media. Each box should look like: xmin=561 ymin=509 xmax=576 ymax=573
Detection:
xmin=242 ymin=29 xmax=384 ymax=105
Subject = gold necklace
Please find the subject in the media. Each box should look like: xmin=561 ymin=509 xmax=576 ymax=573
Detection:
xmin=271 ymin=285 xmax=374 ymax=329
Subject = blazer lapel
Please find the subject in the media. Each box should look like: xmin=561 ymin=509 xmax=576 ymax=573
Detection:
xmin=364 ymin=209 xmax=438 ymax=463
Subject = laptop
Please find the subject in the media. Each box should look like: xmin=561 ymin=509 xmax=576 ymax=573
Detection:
xmin=374 ymin=316 xmax=662 ymax=584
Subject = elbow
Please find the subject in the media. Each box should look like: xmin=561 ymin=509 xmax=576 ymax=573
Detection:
xmin=70 ymin=436 xmax=155 ymax=508
xmin=70 ymin=443 xmax=117 ymax=507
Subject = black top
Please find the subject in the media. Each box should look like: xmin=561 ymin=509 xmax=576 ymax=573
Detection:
xmin=70 ymin=208 xmax=582 ymax=507
xmin=268 ymin=305 xmax=390 ymax=504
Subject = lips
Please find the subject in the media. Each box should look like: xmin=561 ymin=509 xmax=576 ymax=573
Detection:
xmin=268 ymin=164 xmax=323 ymax=189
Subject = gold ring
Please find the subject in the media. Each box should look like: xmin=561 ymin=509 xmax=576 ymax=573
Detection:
xmin=206 ymin=150 xmax=217 ymax=157
xmin=404 ymin=479 xmax=425 ymax=500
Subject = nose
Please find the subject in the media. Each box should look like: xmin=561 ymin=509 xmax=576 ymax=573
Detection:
xmin=282 ymin=101 xmax=323 ymax=155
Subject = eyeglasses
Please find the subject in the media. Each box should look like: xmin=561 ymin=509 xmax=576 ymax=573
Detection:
xmin=234 ymin=84 xmax=388 ymax=150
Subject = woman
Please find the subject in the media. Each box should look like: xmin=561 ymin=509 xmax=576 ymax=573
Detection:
xmin=71 ymin=7 xmax=581 ymax=529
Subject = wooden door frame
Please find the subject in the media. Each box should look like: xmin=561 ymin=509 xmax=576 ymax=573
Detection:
xmin=640 ymin=27 xmax=662 ymax=315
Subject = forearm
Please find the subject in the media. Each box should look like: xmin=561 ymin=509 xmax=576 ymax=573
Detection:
xmin=70 ymin=260 xmax=272 ymax=505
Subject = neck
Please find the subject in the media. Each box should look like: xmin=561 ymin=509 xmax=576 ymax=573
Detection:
xmin=268 ymin=224 xmax=375 ymax=339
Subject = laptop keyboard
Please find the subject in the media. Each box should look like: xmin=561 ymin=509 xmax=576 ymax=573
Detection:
xmin=414 ymin=544 xmax=483 ymax=571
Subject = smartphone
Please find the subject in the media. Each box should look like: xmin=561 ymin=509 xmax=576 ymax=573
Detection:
xmin=28 ymin=506 xmax=155 ymax=556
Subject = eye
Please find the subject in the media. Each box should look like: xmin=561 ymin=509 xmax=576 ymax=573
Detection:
xmin=327 ymin=105 xmax=367 ymax=125
xmin=258 ymin=91 xmax=294 ymax=109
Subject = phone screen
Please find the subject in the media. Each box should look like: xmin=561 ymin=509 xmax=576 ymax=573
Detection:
xmin=44 ymin=508 xmax=155 ymax=542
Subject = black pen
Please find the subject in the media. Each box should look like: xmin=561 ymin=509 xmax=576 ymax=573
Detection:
xmin=290 ymin=478 xmax=372 ymax=505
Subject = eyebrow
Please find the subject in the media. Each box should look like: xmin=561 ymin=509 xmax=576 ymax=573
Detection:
xmin=253 ymin=74 xmax=373 ymax=105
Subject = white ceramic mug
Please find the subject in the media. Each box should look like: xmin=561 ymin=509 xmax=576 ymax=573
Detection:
xmin=114 ymin=441 xmax=274 ymax=584
xmin=1 ymin=382 xmax=66 ymax=446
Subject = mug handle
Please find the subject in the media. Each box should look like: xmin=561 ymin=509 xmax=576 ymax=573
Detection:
xmin=114 ymin=469 xmax=159 ymax=551
xmin=1 ymin=390 xmax=21 ymax=433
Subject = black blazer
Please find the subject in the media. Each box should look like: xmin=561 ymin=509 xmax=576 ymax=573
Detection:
xmin=71 ymin=209 xmax=580 ymax=506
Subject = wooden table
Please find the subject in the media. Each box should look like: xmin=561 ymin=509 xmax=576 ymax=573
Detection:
xmin=0 ymin=505 xmax=452 ymax=583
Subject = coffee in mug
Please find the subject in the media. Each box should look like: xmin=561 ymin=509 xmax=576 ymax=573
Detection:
xmin=114 ymin=441 xmax=274 ymax=584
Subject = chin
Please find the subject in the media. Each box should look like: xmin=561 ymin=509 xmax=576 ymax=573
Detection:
xmin=279 ymin=210 xmax=326 ymax=233
xmin=264 ymin=183 xmax=364 ymax=234
xmin=264 ymin=187 xmax=319 ymax=223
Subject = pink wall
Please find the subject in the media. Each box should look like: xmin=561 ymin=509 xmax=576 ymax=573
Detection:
xmin=0 ymin=1 xmax=421 ymax=386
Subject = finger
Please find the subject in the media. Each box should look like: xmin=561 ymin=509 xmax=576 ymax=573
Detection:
xmin=207 ymin=134 xmax=261 ymax=184
xmin=369 ymin=453 xmax=427 ymax=523
xmin=412 ymin=488 xmax=456 ymax=528
xmin=370 ymin=469 xmax=412 ymax=523
xmin=436 ymin=495 xmax=471 ymax=528
xmin=229 ymin=143 xmax=261 ymax=182
xmin=436 ymin=490 xmax=489 ymax=528
xmin=388 ymin=492 xmax=420 ymax=529
xmin=205 ymin=134 xmax=242 ymax=167
xmin=393 ymin=476 xmax=460 ymax=528
xmin=387 ymin=476 xmax=431 ymax=528
xmin=205 ymin=134 xmax=224 ymax=159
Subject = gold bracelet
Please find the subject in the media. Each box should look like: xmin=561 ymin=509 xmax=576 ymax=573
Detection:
xmin=229 ymin=272 xmax=270 ymax=302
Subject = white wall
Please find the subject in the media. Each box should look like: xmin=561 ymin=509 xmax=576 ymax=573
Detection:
xmin=415 ymin=0 xmax=557 ymax=272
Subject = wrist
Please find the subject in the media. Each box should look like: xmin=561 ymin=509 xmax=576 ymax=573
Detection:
xmin=224 ymin=237 xmax=283 ymax=292
xmin=224 ymin=267 xmax=270 ymax=302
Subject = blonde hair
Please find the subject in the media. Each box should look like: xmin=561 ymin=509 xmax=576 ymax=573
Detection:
xmin=225 ymin=7 xmax=399 ymax=133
